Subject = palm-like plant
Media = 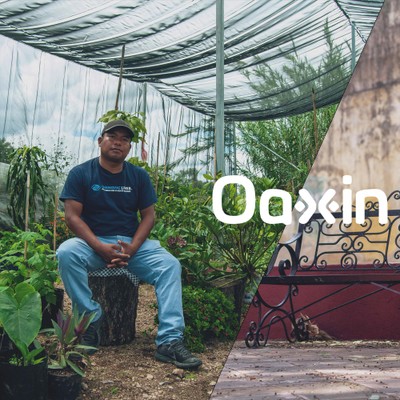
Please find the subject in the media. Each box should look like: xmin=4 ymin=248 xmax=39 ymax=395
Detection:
xmin=6 ymin=146 xmax=49 ymax=228
xmin=44 ymin=308 xmax=96 ymax=376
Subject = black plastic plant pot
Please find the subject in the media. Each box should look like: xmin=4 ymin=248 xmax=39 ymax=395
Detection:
xmin=0 ymin=352 xmax=48 ymax=400
xmin=48 ymin=370 xmax=83 ymax=400
xmin=0 ymin=329 xmax=13 ymax=354
xmin=41 ymin=288 xmax=65 ymax=329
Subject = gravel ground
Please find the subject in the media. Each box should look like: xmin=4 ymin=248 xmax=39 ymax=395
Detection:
xmin=78 ymin=283 xmax=235 ymax=400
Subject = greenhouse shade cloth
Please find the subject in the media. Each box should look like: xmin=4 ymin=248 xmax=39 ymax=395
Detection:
xmin=0 ymin=0 xmax=384 ymax=121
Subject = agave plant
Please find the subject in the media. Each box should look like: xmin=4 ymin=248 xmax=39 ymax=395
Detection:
xmin=43 ymin=307 xmax=96 ymax=376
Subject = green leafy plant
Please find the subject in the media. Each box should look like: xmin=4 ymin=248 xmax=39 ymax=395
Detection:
xmin=239 ymin=22 xmax=343 ymax=193
xmin=0 ymin=225 xmax=59 ymax=305
xmin=204 ymin=176 xmax=285 ymax=287
xmin=0 ymin=282 xmax=45 ymax=366
xmin=151 ymin=173 xmax=285 ymax=298
xmin=98 ymin=110 xmax=146 ymax=143
xmin=243 ymin=21 xmax=346 ymax=114
xmin=161 ymin=176 xmax=282 ymax=321
xmin=169 ymin=117 xmax=237 ymax=177
xmin=181 ymin=286 xmax=239 ymax=352
xmin=154 ymin=286 xmax=238 ymax=353
xmin=238 ymin=105 xmax=336 ymax=193
xmin=151 ymin=180 xmax=218 ymax=288
xmin=149 ymin=171 xmax=285 ymax=322
xmin=43 ymin=307 xmax=96 ymax=376
xmin=6 ymin=145 xmax=50 ymax=228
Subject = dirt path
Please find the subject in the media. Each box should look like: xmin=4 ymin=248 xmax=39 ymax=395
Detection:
xmin=79 ymin=284 xmax=234 ymax=400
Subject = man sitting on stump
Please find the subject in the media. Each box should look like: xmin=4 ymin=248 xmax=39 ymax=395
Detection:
xmin=56 ymin=119 xmax=202 ymax=370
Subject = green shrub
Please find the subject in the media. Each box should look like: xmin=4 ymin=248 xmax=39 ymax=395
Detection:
xmin=155 ymin=285 xmax=239 ymax=353
xmin=0 ymin=225 xmax=59 ymax=304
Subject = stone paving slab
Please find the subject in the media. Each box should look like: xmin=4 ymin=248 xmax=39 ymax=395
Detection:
xmin=211 ymin=341 xmax=400 ymax=400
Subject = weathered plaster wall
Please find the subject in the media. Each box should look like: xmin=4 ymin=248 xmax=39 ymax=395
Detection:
xmin=305 ymin=0 xmax=400 ymax=199
xmin=281 ymin=0 xmax=400 ymax=242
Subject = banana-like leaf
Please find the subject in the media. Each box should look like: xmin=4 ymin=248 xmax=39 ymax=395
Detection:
xmin=0 ymin=282 xmax=42 ymax=347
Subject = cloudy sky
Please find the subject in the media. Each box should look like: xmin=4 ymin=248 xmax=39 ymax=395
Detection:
xmin=0 ymin=35 xmax=206 ymax=173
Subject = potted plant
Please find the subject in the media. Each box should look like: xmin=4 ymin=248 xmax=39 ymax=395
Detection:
xmin=43 ymin=307 xmax=96 ymax=400
xmin=0 ymin=282 xmax=47 ymax=400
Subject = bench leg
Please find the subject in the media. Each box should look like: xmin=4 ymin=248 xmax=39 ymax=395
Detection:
xmin=245 ymin=284 xmax=302 ymax=347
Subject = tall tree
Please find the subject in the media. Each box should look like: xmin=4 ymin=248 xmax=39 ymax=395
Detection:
xmin=239 ymin=21 xmax=347 ymax=192
xmin=238 ymin=105 xmax=337 ymax=193
xmin=171 ymin=117 xmax=236 ymax=179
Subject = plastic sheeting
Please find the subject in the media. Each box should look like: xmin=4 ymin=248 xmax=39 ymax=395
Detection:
xmin=0 ymin=0 xmax=384 ymax=120
xmin=0 ymin=36 xmax=215 ymax=227
xmin=0 ymin=36 xmax=212 ymax=171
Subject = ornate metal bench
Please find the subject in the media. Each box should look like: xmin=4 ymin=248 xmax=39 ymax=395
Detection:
xmin=246 ymin=190 xmax=400 ymax=347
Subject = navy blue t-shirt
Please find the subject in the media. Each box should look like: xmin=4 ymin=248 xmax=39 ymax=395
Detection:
xmin=60 ymin=158 xmax=157 ymax=237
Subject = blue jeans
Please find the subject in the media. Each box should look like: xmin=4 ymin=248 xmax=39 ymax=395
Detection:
xmin=56 ymin=236 xmax=184 ymax=346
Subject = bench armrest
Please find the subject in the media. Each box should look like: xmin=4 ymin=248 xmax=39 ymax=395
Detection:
xmin=279 ymin=232 xmax=303 ymax=245
xmin=266 ymin=241 xmax=300 ymax=277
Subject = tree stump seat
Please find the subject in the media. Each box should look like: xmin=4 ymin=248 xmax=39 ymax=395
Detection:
xmin=88 ymin=268 xmax=140 ymax=346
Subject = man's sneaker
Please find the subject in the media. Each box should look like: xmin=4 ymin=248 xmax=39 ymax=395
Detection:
xmin=80 ymin=315 xmax=103 ymax=355
xmin=155 ymin=340 xmax=202 ymax=369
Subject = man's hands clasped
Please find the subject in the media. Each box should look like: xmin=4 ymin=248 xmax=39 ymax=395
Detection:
xmin=97 ymin=240 xmax=136 ymax=268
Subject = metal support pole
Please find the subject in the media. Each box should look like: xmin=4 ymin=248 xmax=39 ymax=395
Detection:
xmin=215 ymin=0 xmax=225 ymax=176
xmin=351 ymin=22 xmax=356 ymax=71
xmin=232 ymin=121 xmax=237 ymax=175
xmin=141 ymin=82 xmax=148 ymax=161
xmin=142 ymin=82 xmax=147 ymax=123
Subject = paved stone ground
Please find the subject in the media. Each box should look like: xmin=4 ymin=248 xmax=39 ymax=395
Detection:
xmin=211 ymin=341 xmax=400 ymax=400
